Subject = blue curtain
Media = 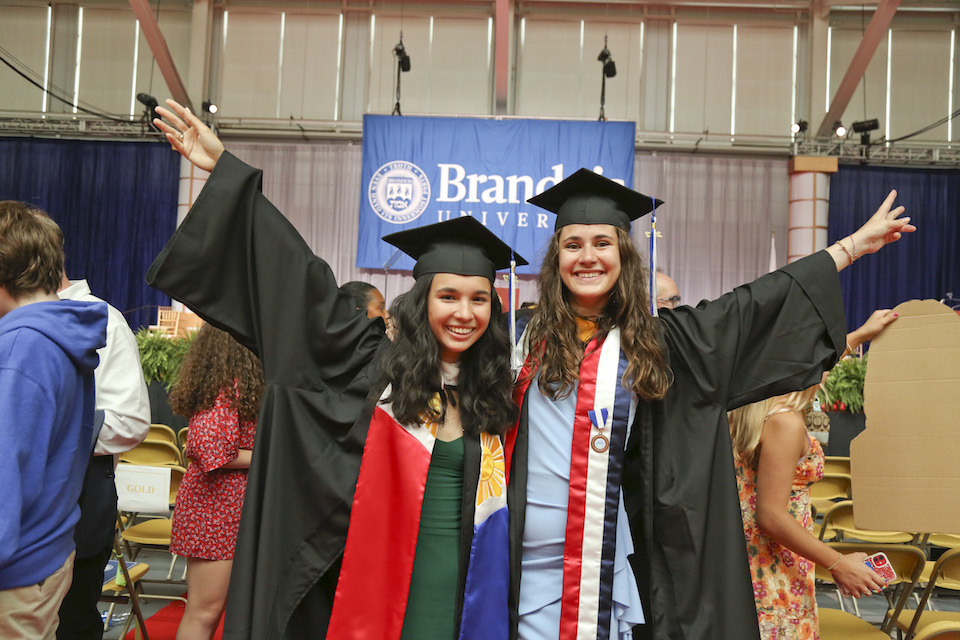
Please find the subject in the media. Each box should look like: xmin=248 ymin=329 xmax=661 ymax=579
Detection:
xmin=829 ymin=165 xmax=960 ymax=329
xmin=0 ymin=138 xmax=179 ymax=330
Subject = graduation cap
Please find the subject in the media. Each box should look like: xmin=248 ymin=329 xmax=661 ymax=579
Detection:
xmin=527 ymin=168 xmax=663 ymax=231
xmin=382 ymin=216 xmax=528 ymax=282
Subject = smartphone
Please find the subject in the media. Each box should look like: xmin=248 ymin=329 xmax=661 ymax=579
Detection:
xmin=864 ymin=552 xmax=897 ymax=583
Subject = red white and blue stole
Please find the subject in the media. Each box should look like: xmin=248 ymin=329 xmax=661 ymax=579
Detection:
xmin=516 ymin=323 xmax=634 ymax=640
xmin=326 ymin=387 xmax=514 ymax=640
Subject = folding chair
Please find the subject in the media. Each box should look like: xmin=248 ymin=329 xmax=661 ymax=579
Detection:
xmin=810 ymin=474 xmax=852 ymax=515
xmin=823 ymin=455 xmax=852 ymax=477
xmin=819 ymin=501 xmax=915 ymax=544
xmin=911 ymin=622 xmax=960 ymax=640
xmin=151 ymin=306 xmax=178 ymax=336
xmin=120 ymin=440 xmax=182 ymax=467
xmin=100 ymin=531 xmax=150 ymax=640
xmin=177 ymin=427 xmax=188 ymax=453
xmin=146 ymin=424 xmax=177 ymax=447
xmin=815 ymin=542 xmax=926 ymax=639
xmin=890 ymin=548 xmax=960 ymax=640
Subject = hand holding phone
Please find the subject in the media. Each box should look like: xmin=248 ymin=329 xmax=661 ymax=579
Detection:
xmin=864 ymin=552 xmax=897 ymax=584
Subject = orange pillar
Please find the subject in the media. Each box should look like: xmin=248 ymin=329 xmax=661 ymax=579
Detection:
xmin=787 ymin=156 xmax=838 ymax=262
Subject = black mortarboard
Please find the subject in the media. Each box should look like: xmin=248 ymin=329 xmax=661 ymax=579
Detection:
xmin=527 ymin=168 xmax=664 ymax=231
xmin=382 ymin=216 xmax=528 ymax=282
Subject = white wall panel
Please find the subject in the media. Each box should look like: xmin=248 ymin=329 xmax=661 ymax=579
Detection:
xmin=0 ymin=6 xmax=49 ymax=112
xmin=134 ymin=7 xmax=191 ymax=108
xmin=889 ymin=29 xmax=952 ymax=142
xmin=278 ymin=13 xmax=341 ymax=120
xmin=515 ymin=18 xmax=585 ymax=118
xmin=582 ymin=21 xmax=643 ymax=122
xmin=220 ymin=10 xmax=283 ymax=117
xmin=828 ymin=26 xmax=888 ymax=134
xmin=425 ymin=17 xmax=492 ymax=116
xmin=673 ymin=24 xmax=733 ymax=135
xmin=77 ymin=8 xmax=137 ymax=115
xmin=734 ymin=25 xmax=795 ymax=137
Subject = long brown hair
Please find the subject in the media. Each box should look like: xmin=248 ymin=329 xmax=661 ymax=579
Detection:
xmin=525 ymin=227 xmax=672 ymax=401
xmin=169 ymin=324 xmax=265 ymax=421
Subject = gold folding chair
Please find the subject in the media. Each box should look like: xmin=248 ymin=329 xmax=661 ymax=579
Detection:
xmin=120 ymin=440 xmax=182 ymax=467
xmin=819 ymin=501 xmax=915 ymax=544
xmin=891 ymin=548 xmax=960 ymax=640
xmin=177 ymin=427 xmax=188 ymax=455
xmin=816 ymin=542 xmax=926 ymax=639
xmin=146 ymin=424 xmax=177 ymax=447
xmin=120 ymin=465 xmax=188 ymax=587
xmin=810 ymin=474 xmax=852 ymax=515
xmin=101 ymin=531 xmax=150 ymax=640
xmin=823 ymin=455 xmax=851 ymax=477
xmin=911 ymin=622 xmax=960 ymax=640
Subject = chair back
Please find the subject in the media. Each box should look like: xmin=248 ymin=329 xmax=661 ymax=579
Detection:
xmin=905 ymin=549 xmax=960 ymax=639
xmin=913 ymin=622 xmax=960 ymax=640
xmin=120 ymin=440 xmax=182 ymax=467
xmin=820 ymin=500 xmax=915 ymax=544
xmin=823 ymin=456 xmax=852 ymax=477
xmin=147 ymin=423 xmax=177 ymax=446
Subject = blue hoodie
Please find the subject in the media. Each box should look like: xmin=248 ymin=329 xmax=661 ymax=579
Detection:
xmin=0 ymin=299 xmax=107 ymax=589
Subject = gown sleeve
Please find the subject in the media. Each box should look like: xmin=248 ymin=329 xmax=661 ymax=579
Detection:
xmin=659 ymin=250 xmax=847 ymax=410
xmin=146 ymin=151 xmax=384 ymax=387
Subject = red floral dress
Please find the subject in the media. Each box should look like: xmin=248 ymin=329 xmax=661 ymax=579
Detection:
xmin=735 ymin=431 xmax=824 ymax=640
xmin=170 ymin=389 xmax=257 ymax=560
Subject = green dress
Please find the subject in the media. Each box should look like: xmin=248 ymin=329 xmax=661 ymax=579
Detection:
xmin=401 ymin=437 xmax=465 ymax=639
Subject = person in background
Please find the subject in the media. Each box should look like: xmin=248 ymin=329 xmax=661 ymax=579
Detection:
xmin=0 ymin=201 xmax=107 ymax=640
xmin=510 ymin=170 xmax=913 ymax=639
xmin=654 ymin=269 xmax=681 ymax=310
xmin=30 ymin=214 xmax=152 ymax=640
xmin=167 ymin=324 xmax=264 ymax=640
xmin=340 ymin=280 xmax=393 ymax=338
xmin=729 ymin=309 xmax=898 ymax=640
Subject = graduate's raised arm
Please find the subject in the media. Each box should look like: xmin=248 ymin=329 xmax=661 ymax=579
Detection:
xmin=826 ymin=189 xmax=915 ymax=272
xmin=153 ymin=99 xmax=223 ymax=172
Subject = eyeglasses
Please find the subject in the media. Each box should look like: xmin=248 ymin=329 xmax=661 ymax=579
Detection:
xmin=656 ymin=295 xmax=681 ymax=309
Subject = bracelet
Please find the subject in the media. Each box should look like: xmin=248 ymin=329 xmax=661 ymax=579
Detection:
xmin=827 ymin=554 xmax=843 ymax=571
xmin=834 ymin=240 xmax=854 ymax=265
xmin=849 ymin=235 xmax=858 ymax=259
xmin=845 ymin=342 xmax=854 ymax=356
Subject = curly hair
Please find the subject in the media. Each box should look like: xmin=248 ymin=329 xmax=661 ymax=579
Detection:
xmin=380 ymin=275 xmax=518 ymax=437
xmin=525 ymin=226 xmax=672 ymax=401
xmin=0 ymin=201 xmax=64 ymax=299
xmin=169 ymin=324 xmax=265 ymax=421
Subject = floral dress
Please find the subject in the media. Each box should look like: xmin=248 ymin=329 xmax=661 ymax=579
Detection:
xmin=735 ymin=427 xmax=824 ymax=640
xmin=170 ymin=389 xmax=257 ymax=560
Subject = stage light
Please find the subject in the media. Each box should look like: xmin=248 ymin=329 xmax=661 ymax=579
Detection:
xmin=851 ymin=118 xmax=879 ymax=133
xmin=598 ymin=44 xmax=616 ymax=78
xmin=833 ymin=121 xmax=847 ymax=138
xmin=202 ymin=101 xmax=218 ymax=115
xmin=597 ymin=36 xmax=616 ymax=121
xmin=137 ymin=93 xmax=159 ymax=119
xmin=394 ymin=41 xmax=411 ymax=73
xmin=790 ymin=120 xmax=808 ymax=135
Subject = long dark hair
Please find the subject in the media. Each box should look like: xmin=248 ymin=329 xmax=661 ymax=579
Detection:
xmin=169 ymin=324 xmax=265 ymax=421
xmin=380 ymin=275 xmax=518 ymax=436
xmin=525 ymin=226 xmax=672 ymax=401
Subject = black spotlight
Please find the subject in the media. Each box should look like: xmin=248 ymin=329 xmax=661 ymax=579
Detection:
xmin=852 ymin=118 xmax=879 ymax=145
xmin=202 ymin=101 xmax=219 ymax=115
xmin=136 ymin=93 xmax=160 ymax=132
xmin=833 ymin=121 xmax=847 ymax=138
xmin=597 ymin=36 xmax=616 ymax=121
xmin=790 ymin=120 xmax=808 ymax=135
xmin=598 ymin=43 xmax=616 ymax=78
xmin=394 ymin=41 xmax=411 ymax=73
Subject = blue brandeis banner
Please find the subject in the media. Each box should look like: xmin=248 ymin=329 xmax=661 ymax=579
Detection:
xmin=358 ymin=115 xmax=635 ymax=273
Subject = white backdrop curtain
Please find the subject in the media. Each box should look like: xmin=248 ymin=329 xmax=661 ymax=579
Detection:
xmin=634 ymin=153 xmax=790 ymax=308
xmin=225 ymin=143 xmax=789 ymax=310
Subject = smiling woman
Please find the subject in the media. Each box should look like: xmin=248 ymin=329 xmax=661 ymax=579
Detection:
xmin=145 ymin=99 xmax=531 ymax=640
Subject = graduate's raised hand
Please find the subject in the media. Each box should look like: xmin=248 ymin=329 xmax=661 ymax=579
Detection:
xmin=153 ymin=99 xmax=224 ymax=172
xmin=850 ymin=189 xmax=916 ymax=256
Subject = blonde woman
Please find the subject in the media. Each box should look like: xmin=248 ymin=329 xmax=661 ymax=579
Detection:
xmin=729 ymin=311 xmax=897 ymax=639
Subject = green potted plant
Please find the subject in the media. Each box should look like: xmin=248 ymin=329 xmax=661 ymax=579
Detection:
xmin=136 ymin=328 xmax=198 ymax=429
xmin=816 ymin=354 xmax=868 ymax=455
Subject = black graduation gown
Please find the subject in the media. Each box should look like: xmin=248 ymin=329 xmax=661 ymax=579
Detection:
xmin=506 ymin=250 xmax=847 ymax=640
xmin=146 ymin=152 xmax=485 ymax=639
